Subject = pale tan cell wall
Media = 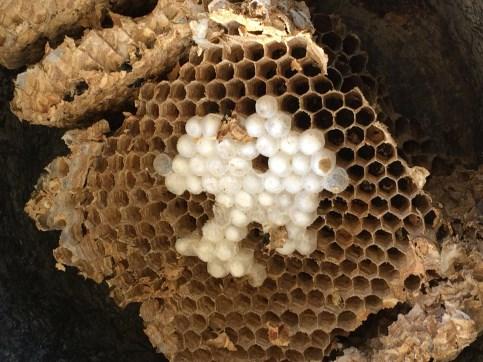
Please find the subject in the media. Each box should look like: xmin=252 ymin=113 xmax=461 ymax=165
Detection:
xmin=44 ymin=37 xmax=434 ymax=360
xmin=311 ymin=12 xmax=441 ymax=173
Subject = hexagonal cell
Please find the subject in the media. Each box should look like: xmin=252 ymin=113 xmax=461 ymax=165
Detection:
xmin=349 ymin=53 xmax=368 ymax=73
xmin=265 ymin=41 xmax=287 ymax=60
xmin=398 ymin=176 xmax=418 ymax=197
xmin=288 ymin=37 xmax=307 ymax=59
xmin=359 ymin=259 xmax=377 ymax=277
xmin=365 ymin=244 xmax=385 ymax=264
xmin=382 ymin=211 xmax=401 ymax=231
xmin=317 ymin=310 xmax=336 ymax=332
xmin=293 ymin=111 xmax=311 ymax=130
xmin=411 ymin=194 xmax=431 ymax=214
xmin=374 ymin=228 xmax=393 ymax=249
xmin=326 ymin=129 xmax=345 ymax=148
xmin=366 ymin=126 xmax=385 ymax=148
xmin=205 ymin=81 xmax=226 ymax=100
xmin=180 ymin=64 xmax=195 ymax=82
xmin=377 ymin=177 xmax=396 ymax=198
xmin=315 ymin=274 xmax=332 ymax=291
xmin=333 ymin=274 xmax=352 ymax=292
xmin=337 ymin=310 xmax=357 ymax=331
xmin=310 ymin=74 xmax=332 ymax=94
xmin=278 ymin=56 xmax=297 ymax=78
xmin=215 ymin=61 xmax=234 ymax=81
xmin=220 ymin=98 xmax=236 ymax=115
xmin=266 ymin=76 xmax=287 ymax=96
xmin=160 ymin=101 xmax=179 ymax=120
xmin=278 ymin=272 xmax=297 ymax=291
xmin=288 ymin=74 xmax=310 ymax=95
xmin=307 ymin=290 xmax=324 ymax=308
xmin=335 ymin=228 xmax=352 ymax=248
xmin=300 ymin=309 xmax=317 ymax=330
xmin=390 ymin=194 xmax=410 ymax=216
xmin=320 ymin=261 xmax=339 ymax=278
xmin=244 ymin=41 xmax=265 ymax=61
xmin=286 ymin=349 xmax=304 ymax=362
xmin=364 ymin=295 xmax=382 ymax=311
xmin=286 ymin=258 xmax=302 ymax=274
xmin=290 ymin=288 xmax=306 ymax=306
xmin=225 ymin=79 xmax=245 ymax=99
xmin=321 ymin=32 xmax=342 ymax=51
xmin=195 ymin=63 xmax=216 ymax=82
xmin=204 ymin=46 xmax=222 ymax=64
xmin=246 ymin=77 xmax=266 ymax=98
xmin=357 ymin=181 xmax=376 ymax=202
xmin=346 ymin=164 xmax=364 ymax=183
xmin=224 ymin=43 xmax=244 ymax=62
xmin=371 ymin=277 xmax=390 ymax=297
xmin=403 ymin=213 xmax=424 ymax=234
xmin=252 ymin=294 xmax=269 ymax=313
xmin=334 ymin=107 xmax=354 ymax=128
xmin=387 ymin=247 xmax=407 ymax=268
xmin=280 ymin=94 xmax=300 ymax=113
xmin=235 ymin=96 xmax=256 ymax=116
xmin=256 ymin=58 xmax=277 ymax=79
xmin=334 ymin=54 xmax=350 ymax=75
xmin=378 ymin=262 xmax=398 ymax=280
xmin=324 ymin=91 xmax=344 ymax=111
xmin=235 ymin=60 xmax=255 ymax=80
xmin=346 ymin=244 xmax=363 ymax=261
xmin=313 ymin=109 xmax=333 ymax=130
xmin=281 ymin=310 xmax=299 ymax=328
xmin=404 ymin=274 xmax=421 ymax=291
xmin=376 ymin=143 xmax=396 ymax=163
xmin=270 ymin=292 xmax=289 ymax=313
xmin=342 ymin=33 xmax=361 ymax=55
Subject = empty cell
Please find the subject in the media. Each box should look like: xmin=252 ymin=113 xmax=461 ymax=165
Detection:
xmin=314 ymin=274 xmax=332 ymax=291
xmin=307 ymin=290 xmax=324 ymax=308
xmin=300 ymin=310 xmax=317 ymax=331
xmin=378 ymin=177 xmax=396 ymax=197
xmin=364 ymin=295 xmax=382 ymax=310
xmin=291 ymin=288 xmax=306 ymax=306
xmin=347 ymin=164 xmax=364 ymax=182
xmin=301 ymin=93 xmax=322 ymax=113
xmin=320 ymin=261 xmax=339 ymax=277
xmin=346 ymin=244 xmax=363 ymax=261
xmin=170 ymin=81 xmax=186 ymax=100
xmin=337 ymin=310 xmax=357 ymax=331
xmin=286 ymin=349 xmax=304 ymax=362
xmin=404 ymin=274 xmax=421 ymax=291
xmin=376 ymin=143 xmax=396 ymax=161
xmin=356 ymin=144 xmax=375 ymax=162
xmin=140 ymin=82 xmax=155 ymax=100
xmin=225 ymin=79 xmax=245 ymax=99
xmin=404 ymin=213 xmax=424 ymax=233
xmin=270 ymin=293 xmax=289 ymax=313
xmin=335 ymin=228 xmax=352 ymax=247
xmin=382 ymin=212 xmax=401 ymax=230
xmin=340 ymin=259 xmax=357 ymax=275
xmin=333 ymin=274 xmax=351 ymax=291
xmin=137 ymin=221 xmax=155 ymax=238
xmin=288 ymin=38 xmax=307 ymax=59
xmin=310 ymin=75 xmax=333 ymax=94
xmin=349 ymin=53 xmax=368 ymax=73
xmin=342 ymin=34 xmax=360 ymax=55
xmin=367 ymin=161 xmax=385 ymax=179
xmin=236 ymin=97 xmax=256 ymax=116
xmin=179 ymin=100 xmax=197 ymax=118
xmin=204 ymin=46 xmax=222 ymax=64
xmin=353 ymin=275 xmax=369 ymax=293
xmin=263 ymin=41 xmax=287 ymax=60
xmin=387 ymin=161 xmax=405 ymax=179
xmin=374 ymin=229 xmax=393 ymax=249
xmin=365 ymin=245 xmax=385 ymax=263
xmin=378 ymin=262 xmax=397 ymax=280
xmin=175 ymin=214 xmax=197 ymax=234
xmin=278 ymin=56 xmax=297 ymax=78
xmin=322 ymin=32 xmax=341 ymax=51
xmin=326 ymin=211 xmax=342 ymax=228
xmin=326 ymin=242 xmax=344 ymax=261
xmin=293 ymin=111 xmax=311 ymax=130
xmin=236 ymin=60 xmax=256 ymax=79
xmin=244 ymin=41 xmax=264 ymax=61
xmin=313 ymin=13 xmax=333 ymax=33
xmin=366 ymin=125 xmax=385 ymax=146
xmin=313 ymin=109 xmax=333 ymax=129
xmin=344 ymin=89 xmax=364 ymax=110
xmin=220 ymin=99 xmax=236 ymax=115
xmin=189 ymin=48 xmax=203 ymax=65
xmin=398 ymin=176 xmax=417 ymax=196
xmin=267 ymin=77 xmax=287 ymax=96
xmin=357 ymin=181 xmax=376 ymax=201
xmin=160 ymin=101 xmax=179 ymax=119
xmin=327 ymin=67 xmax=343 ymax=89
xmin=391 ymin=194 xmax=410 ymax=215
xmin=412 ymin=194 xmax=431 ymax=214
xmin=297 ymin=272 xmax=313 ymax=291
xmin=326 ymin=129 xmax=344 ymax=147
xmin=335 ymin=148 xmax=353 ymax=167
xmin=224 ymin=43 xmax=244 ymax=62
xmin=215 ymin=62 xmax=234 ymax=80
xmin=278 ymin=272 xmax=297 ymax=291
xmin=370 ymin=197 xmax=388 ymax=218
xmin=324 ymin=91 xmax=344 ymax=111
xmin=359 ymin=259 xmax=377 ymax=276
xmin=286 ymin=258 xmax=302 ymax=273
xmin=334 ymin=54 xmax=351 ymax=75
xmin=246 ymin=78 xmax=266 ymax=97
xmin=197 ymin=100 xmax=219 ymax=115
xmin=335 ymin=108 xmax=354 ymax=127
xmin=280 ymin=94 xmax=299 ymax=113
xmin=341 ymin=75 xmax=364 ymax=93
xmin=356 ymin=106 xmax=376 ymax=126
xmin=333 ymin=197 xmax=348 ymax=212
xmin=281 ymin=310 xmax=299 ymax=328
xmin=318 ymin=199 xmax=333 ymax=214
xmin=387 ymin=247 xmax=406 ymax=267
xmin=371 ymin=278 xmax=390 ymax=296
xmin=196 ymin=64 xmax=216 ymax=82
xmin=318 ymin=311 xmax=336 ymax=332
xmin=205 ymin=81 xmax=226 ymax=100
xmin=317 ymin=225 xmax=335 ymax=247
xmin=146 ymin=102 xmax=159 ymax=118
xmin=256 ymin=59 xmax=277 ymax=79
xmin=350 ymin=199 xmax=368 ymax=217
xmin=289 ymin=74 xmax=310 ymax=95
xmin=301 ymin=60 xmax=322 ymax=77
xmin=180 ymin=64 xmax=195 ymax=81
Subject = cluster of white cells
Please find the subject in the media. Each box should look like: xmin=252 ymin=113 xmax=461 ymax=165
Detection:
xmin=154 ymin=96 xmax=349 ymax=286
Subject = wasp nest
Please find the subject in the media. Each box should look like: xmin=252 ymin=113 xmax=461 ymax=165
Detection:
xmin=21 ymin=1 xmax=482 ymax=361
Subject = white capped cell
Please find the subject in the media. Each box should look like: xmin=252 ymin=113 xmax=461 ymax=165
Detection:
xmin=242 ymin=173 xmax=263 ymax=194
xmin=207 ymin=157 xmax=227 ymax=177
xmin=296 ymin=230 xmax=317 ymax=256
xmin=256 ymin=95 xmax=278 ymax=118
xmin=257 ymin=192 xmax=274 ymax=207
xmin=229 ymin=248 xmax=254 ymax=277
xmin=291 ymin=153 xmax=310 ymax=175
xmin=186 ymin=175 xmax=203 ymax=194
xmin=289 ymin=209 xmax=316 ymax=227
xmin=245 ymin=113 xmax=266 ymax=137
xmin=303 ymin=173 xmax=324 ymax=193
xmin=311 ymin=148 xmax=336 ymax=176
xmin=265 ymin=111 xmax=291 ymax=138
xmin=299 ymin=129 xmax=325 ymax=155
xmin=225 ymin=225 xmax=245 ymax=242
xmin=256 ymin=135 xmax=279 ymax=157
xmin=165 ymin=173 xmax=187 ymax=195
xmin=207 ymin=260 xmax=229 ymax=278
xmin=277 ymin=193 xmax=293 ymax=208
xmin=202 ymin=113 xmax=222 ymax=137
xmin=268 ymin=208 xmax=290 ymax=225
xmin=196 ymin=239 xmax=215 ymax=262
xmin=230 ymin=208 xmax=249 ymax=227
xmin=247 ymin=263 xmax=267 ymax=287
xmin=322 ymin=166 xmax=350 ymax=193
xmin=202 ymin=221 xmax=223 ymax=242
xmin=185 ymin=116 xmax=203 ymax=138
xmin=295 ymin=191 xmax=319 ymax=212
xmin=235 ymin=190 xmax=253 ymax=209
xmin=238 ymin=142 xmax=259 ymax=159
xmin=172 ymin=156 xmax=190 ymax=175
xmin=219 ymin=175 xmax=241 ymax=194
xmin=263 ymin=173 xmax=284 ymax=193
xmin=175 ymin=237 xmax=196 ymax=256
xmin=201 ymin=175 xmax=219 ymax=194
xmin=189 ymin=155 xmax=207 ymax=176
xmin=217 ymin=138 xmax=238 ymax=159
xmin=228 ymin=157 xmax=250 ymax=176
xmin=268 ymin=152 xmax=290 ymax=176
xmin=215 ymin=242 xmax=238 ymax=261
xmin=153 ymin=153 xmax=172 ymax=176
xmin=283 ymin=174 xmax=303 ymax=194
xmin=176 ymin=134 xmax=196 ymax=158
xmin=280 ymin=131 xmax=300 ymax=155
xmin=217 ymin=193 xmax=234 ymax=208
xmin=196 ymin=137 xmax=216 ymax=157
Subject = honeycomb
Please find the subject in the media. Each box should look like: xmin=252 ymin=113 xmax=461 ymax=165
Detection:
xmin=311 ymin=13 xmax=442 ymax=172
xmin=27 ymin=34 xmax=438 ymax=360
